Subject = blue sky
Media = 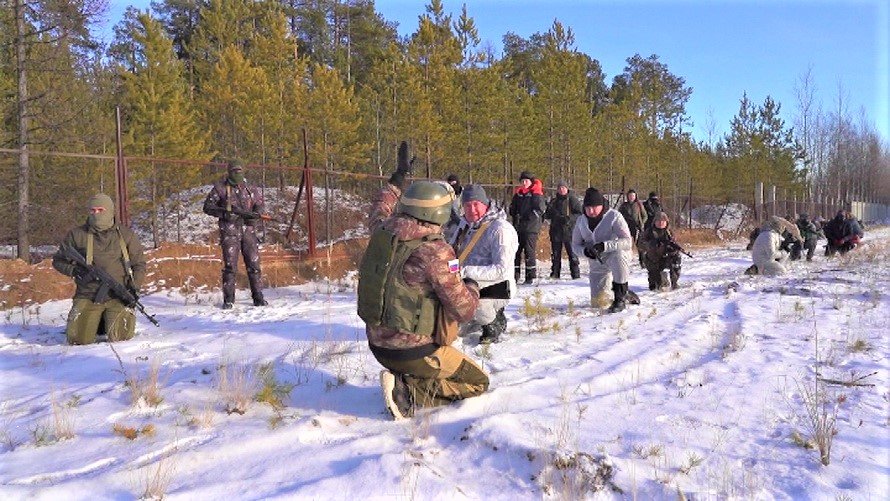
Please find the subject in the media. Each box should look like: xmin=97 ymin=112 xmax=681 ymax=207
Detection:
xmin=101 ymin=0 xmax=888 ymax=144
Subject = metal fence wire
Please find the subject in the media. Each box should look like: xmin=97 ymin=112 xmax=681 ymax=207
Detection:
xmin=0 ymin=148 xmax=870 ymax=261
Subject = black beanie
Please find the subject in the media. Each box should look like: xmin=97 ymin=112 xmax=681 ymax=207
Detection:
xmin=583 ymin=188 xmax=605 ymax=207
xmin=446 ymin=173 xmax=459 ymax=184
xmin=519 ymin=171 xmax=534 ymax=181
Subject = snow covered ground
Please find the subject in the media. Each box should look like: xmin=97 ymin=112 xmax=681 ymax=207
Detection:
xmin=1 ymin=230 xmax=888 ymax=500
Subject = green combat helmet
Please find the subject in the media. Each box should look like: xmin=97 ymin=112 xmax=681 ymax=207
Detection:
xmin=397 ymin=181 xmax=455 ymax=226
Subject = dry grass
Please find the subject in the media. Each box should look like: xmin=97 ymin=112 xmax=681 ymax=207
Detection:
xmin=521 ymin=289 xmax=560 ymax=334
xmin=127 ymin=359 xmax=165 ymax=408
xmin=672 ymin=228 xmax=725 ymax=248
xmin=797 ymin=380 xmax=840 ymax=466
xmin=218 ymin=361 xmax=260 ymax=415
xmin=112 ymin=423 xmax=156 ymax=440
xmin=139 ymin=454 xmax=177 ymax=499
xmin=50 ymin=392 xmax=76 ymax=441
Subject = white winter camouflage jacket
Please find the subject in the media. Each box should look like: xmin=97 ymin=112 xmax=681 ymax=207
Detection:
xmin=449 ymin=206 xmax=520 ymax=297
xmin=571 ymin=208 xmax=633 ymax=260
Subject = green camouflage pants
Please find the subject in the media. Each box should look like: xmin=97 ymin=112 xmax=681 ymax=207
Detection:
xmin=66 ymin=298 xmax=136 ymax=345
xmin=375 ymin=345 xmax=490 ymax=408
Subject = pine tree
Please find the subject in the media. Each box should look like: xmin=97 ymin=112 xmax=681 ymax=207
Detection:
xmin=116 ymin=11 xmax=210 ymax=246
xmin=247 ymin=3 xmax=309 ymax=188
xmin=187 ymin=0 xmax=253 ymax=88
xmin=200 ymin=45 xmax=274 ymax=162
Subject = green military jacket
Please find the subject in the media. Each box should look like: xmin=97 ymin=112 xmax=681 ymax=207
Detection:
xmin=52 ymin=223 xmax=147 ymax=302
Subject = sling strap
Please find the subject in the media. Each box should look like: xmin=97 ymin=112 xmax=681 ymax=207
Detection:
xmin=457 ymin=221 xmax=492 ymax=263
xmin=85 ymin=230 xmax=134 ymax=286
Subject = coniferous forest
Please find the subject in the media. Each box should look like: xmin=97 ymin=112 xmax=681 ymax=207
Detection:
xmin=2 ymin=0 xmax=888 ymax=255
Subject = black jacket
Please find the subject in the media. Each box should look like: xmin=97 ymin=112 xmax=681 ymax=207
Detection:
xmin=509 ymin=178 xmax=546 ymax=234
xmin=544 ymin=192 xmax=583 ymax=242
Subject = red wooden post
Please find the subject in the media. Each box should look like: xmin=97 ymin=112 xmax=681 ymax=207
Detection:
xmin=114 ymin=106 xmax=130 ymax=226
xmin=303 ymin=129 xmax=316 ymax=257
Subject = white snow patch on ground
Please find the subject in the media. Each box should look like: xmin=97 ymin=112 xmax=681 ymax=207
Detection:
xmin=1 ymin=230 xmax=888 ymax=499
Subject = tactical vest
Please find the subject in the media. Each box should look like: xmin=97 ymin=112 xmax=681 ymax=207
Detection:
xmin=357 ymin=229 xmax=441 ymax=336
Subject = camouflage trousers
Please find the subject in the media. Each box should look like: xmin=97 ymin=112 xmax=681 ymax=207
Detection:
xmin=373 ymin=345 xmax=490 ymax=408
xmin=220 ymin=224 xmax=264 ymax=303
xmin=66 ymin=298 xmax=135 ymax=345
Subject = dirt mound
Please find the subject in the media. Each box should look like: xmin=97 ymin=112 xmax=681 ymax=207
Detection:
xmin=0 ymin=239 xmax=368 ymax=310
xmin=0 ymin=258 xmax=74 ymax=309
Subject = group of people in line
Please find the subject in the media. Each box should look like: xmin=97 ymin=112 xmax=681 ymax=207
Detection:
xmin=746 ymin=209 xmax=864 ymax=276
xmin=48 ymin=142 xmax=867 ymax=422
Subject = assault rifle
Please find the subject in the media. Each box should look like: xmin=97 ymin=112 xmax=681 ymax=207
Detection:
xmin=58 ymin=244 xmax=160 ymax=327
xmin=229 ymin=207 xmax=285 ymax=223
xmin=664 ymin=239 xmax=693 ymax=258
xmin=479 ymin=280 xmax=511 ymax=300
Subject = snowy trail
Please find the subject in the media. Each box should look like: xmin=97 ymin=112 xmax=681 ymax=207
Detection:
xmin=1 ymin=230 xmax=888 ymax=499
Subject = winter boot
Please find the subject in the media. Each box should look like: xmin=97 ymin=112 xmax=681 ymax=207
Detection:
xmin=480 ymin=308 xmax=507 ymax=344
xmin=550 ymin=257 xmax=561 ymax=279
xmin=569 ymin=262 xmax=581 ymax=280
xmin=647 ymin=272 xmax=658 ymax=291
xmin=744 ymin=264 xmax=759 ymax=275
xmin=607 ymin=282 xmax=628 ymax=314
xmin=660 ymin=269 xmax=671 ymax=290
xmin=222 ymin=290 xmax=235 ymax=310
xmin=380 ymin=370 xmax=414 ymax=420
xmin=523 ymin=268 xmax=536 ymax=285
xmin=626 ymin=289 xmax=640 ymax=305
xmin=670 ymin=267 xmax=681 ymax=290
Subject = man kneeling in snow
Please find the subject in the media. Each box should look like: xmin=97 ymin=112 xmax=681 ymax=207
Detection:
xmin=359 ymin=142 xmax=488 ymax=420
xmin=748 ymin=216 xmax=801 ymax=276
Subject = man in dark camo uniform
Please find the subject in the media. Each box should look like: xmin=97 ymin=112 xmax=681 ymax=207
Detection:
xmin=202 ymin=160 xmax=267 ymax=309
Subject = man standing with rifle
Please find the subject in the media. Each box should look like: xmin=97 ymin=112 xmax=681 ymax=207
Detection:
xmin=52 ymin=194 xmax=147 ymax=345
xmin=203 ymin=159 xmax=268 ymax=309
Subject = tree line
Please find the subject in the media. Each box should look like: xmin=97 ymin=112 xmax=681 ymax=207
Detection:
xmin=2 ymin=0 xmax=887 ymax=261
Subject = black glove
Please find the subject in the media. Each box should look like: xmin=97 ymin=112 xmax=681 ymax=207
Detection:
xmin=388 ymin=141 xmax=415 ymax=189
xmin=583 ymin=242 xmax=605 ymax=259
xmin=73 ymin=267 xmax=98 ymax=284
xmin=222 ymin=211 xmax=241 ymax=223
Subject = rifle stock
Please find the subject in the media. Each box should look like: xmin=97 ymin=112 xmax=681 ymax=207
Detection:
xmin=479 ymin=280 xmax=511 ymax=299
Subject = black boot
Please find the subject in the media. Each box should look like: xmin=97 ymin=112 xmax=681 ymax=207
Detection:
xmin=569 ymin=260 xmax=581 ymax=280
xmin=670 ymin=266 xmax=681 ymax=290
xmin=222 ymin=292 xmax=234 ymax=310
xmin=480 ymin=308 xmax=507 ymax=344
xmin=523 ymin=268 xmax=536 ymax=285
xmin=607 ymin=282 xmax=627 ymax=313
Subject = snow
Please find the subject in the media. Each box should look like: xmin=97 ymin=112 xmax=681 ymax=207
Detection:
xmin=1 ymin=230 xmax=888 ymax=499
xmin=130 ymin=185 xmax=369 ymax=246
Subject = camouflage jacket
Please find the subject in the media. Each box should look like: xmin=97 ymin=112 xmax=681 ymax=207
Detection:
xmin=52 ymin=223 xmax=147 ymax=301
xmin=639 ymin=226 xmax=678 ymax=261
xmin=365 ymin=184 xmax=479 ymax=350
xmin=202 ymin=178 xmax=265 ymax=232
xmin=618 ymin=199 xmax=648 ymax=230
